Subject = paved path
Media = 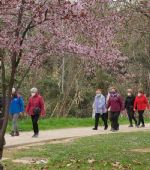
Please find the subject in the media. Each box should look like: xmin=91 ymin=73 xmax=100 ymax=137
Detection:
xmin=4 ymin=124 xmax=150 ymax=148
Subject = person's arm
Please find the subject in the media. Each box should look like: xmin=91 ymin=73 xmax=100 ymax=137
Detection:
xmin=134 ymin=97 xmax=137 ymax=111
xmin=26 ymin=98 xmax=31 ymax=114
xmin=107 ymin=98 xmax=110 ymax=110
xmin=118 ymin=96 xmax=123 ymax=111
xmin=92 ymin=97 xmax=95 ymax=109
xmin=144 ymin=96 xmax=149 ymax=109
xmin=124 ymin=98 xmax=127 ymax=109
xmin=19 ymin=97 xmax=24 ymax=113
xmin=39 ymin=96 xmax=45 ymax=116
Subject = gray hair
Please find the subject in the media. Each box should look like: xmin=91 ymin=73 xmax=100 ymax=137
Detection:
xmin=30 ymin=87 xmax=38 ymax=93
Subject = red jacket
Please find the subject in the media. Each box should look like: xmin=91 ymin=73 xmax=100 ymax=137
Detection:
xmin=26 ymin=94 xmax=45 ymax=116
xmin=134 ymin=95 xmax=148 ymax=111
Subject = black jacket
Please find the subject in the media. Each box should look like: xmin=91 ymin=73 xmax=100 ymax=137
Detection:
xmin=125 ymin=95 xmax=135 ymax=109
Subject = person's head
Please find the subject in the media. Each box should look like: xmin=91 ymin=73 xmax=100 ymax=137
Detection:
xmin=96 ymin=89 xmax=102 ymax=95
xmin=110 ymin=87 xmax=117 ymax=94
xmin=127 ymin=89 xmax=133 ymax=96
xmin=30 ymin=87 xmax=38 ymax=97
xmin=138 ymin=89 xmax=144 ymax=97
xmin=12 ymin=88 xmax=18 ymax=97
xmin=12 ymin=87 xmax=16 ymax=94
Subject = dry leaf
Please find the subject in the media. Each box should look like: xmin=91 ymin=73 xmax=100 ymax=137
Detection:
xmin=88 ymin=159 xmax=96 ymax=164
xmin=66 ymin=163 xmax=72 ymax=167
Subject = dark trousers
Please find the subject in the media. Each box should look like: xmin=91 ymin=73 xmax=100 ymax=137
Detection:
xmin=127 ymin=108 xmax=137 ymax=125
xmin=31 ymin=114 xmax=40 ymax=134
xmin=110 ymin=111 xmax=120 ymax=130
xmin=138 ymin=110 xmax=145 ymax=126
xmin=94 ymin=113 xmax=108 ymax=129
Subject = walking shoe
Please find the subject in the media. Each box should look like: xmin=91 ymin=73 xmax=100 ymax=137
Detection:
xmin=32 ymin=134 xmax=39 ymax=138
xmin=111 ymin=129 xmax=117 ymax=132
xmin=92 ymin=128 xmax=98 ymax=130
xmin=15 ymin=131 xmax=19 ymax=136
xmin=135 ymin=124 xmax=139 ymax=128
xmin=10 ymin=131 xmax=15 ymax=137
xmin=110 ymin=128 xmax=114 ymax=131
xmin=128 ymin=125 xmax=133 ymax=127
xmin=104 ymin=125 xmax=108 ymax=130
xmin=140 ymin=125 xmax=145 ymax=128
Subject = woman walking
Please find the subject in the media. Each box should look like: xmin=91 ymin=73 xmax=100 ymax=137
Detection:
xmin=92 ymin=89 xmax=108 ymax=130
xmin=9 ymin=88 xmax=24 ymax=136
xmin=134 ymin=90 xmax=148 ymax=127
xmin=26 ymin=87 xmax=45 ymax=137
xmin=107 ymin=87 xmax=123 ymax=132
xmin=125 ymin=89 xmax=137 ymax=127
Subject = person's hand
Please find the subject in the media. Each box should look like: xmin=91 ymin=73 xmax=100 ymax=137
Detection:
xmin=122 ymin=110 xmax=127 ymax=116
xmin=134 ymin=109 xmax=136 ymax=112
xmin=146 ymin=107 xmax=149 ymax=111
xmin=19 ymin=112 xmax=23 ymax=116
xmin=41 ymin=114 xmax=46 ymax=118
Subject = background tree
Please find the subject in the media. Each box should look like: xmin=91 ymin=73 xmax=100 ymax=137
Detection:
xmin=0 ymin=0 xmax=126 ymax=159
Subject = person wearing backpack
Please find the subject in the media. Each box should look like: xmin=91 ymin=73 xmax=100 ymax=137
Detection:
xmin=92 ymin=89 xmax=108 ymax=130
xmin=125 ymin=89 xmax=138 ymax=127
xmin=134 ymin=90 xmax=149 ymax=128
xmin=26 ymin=87 xmax=45 ymax=137
xmin=107 ymin=87 xmax=123 ymax=132
xmin=9 ymin=88 xmax=24 ymax=136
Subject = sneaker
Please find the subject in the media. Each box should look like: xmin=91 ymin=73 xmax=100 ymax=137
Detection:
xmin=104 ymin=125 xmax=108 ymax=130
xmin=128 ymin=125 xmax=133 ymax=127
xmin=110 ymin=128 xmax=114 ymax=131
xmin=92 ymin=128 xmax=98 ymax=130
xmin=15 ymin=131 xmax=19 ymax=136
xmin=140 ymin=125 xmax=145 ymax=128
xmin=111 ymin=129 xmax=117 ymax=132
xmin=32 ymin=134 xmax=39 ymax=138
xmin=135 ymin=124 xmax=139 ymax=128
xmin=10 ymin=131 xmax=14 ymax=137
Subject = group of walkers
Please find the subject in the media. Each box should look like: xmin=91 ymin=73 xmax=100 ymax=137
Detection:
xmin=92 ymin=87 xmax=149 ymax=132
xmin=0 ymin=86 xmax=149 ymax=137
xmin=9 ymin=87 xmax=45 ymax=137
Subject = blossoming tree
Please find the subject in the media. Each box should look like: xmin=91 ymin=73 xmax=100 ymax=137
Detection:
xmin=0 ymin=0 xmax=126 ymax=159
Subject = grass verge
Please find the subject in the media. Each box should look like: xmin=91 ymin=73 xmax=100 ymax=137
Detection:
xmin=2 ymin=131 xmax=150 ymax=170
xmin=6 ymin=116 xmax=150 ymax=132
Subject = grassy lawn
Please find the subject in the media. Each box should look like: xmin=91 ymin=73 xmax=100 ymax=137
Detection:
xmin=6 ymin=116 xmax=150 ymax=132
xmin=2 ymin=131 xmax=150 ymax=170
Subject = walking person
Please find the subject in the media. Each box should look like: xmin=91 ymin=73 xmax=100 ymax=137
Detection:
xmin=93 ymin=89 xmax=108 ymax=130
xmin=134 ymin=90 xmax=148 ymax=128
xmin=107 ymin=87 xmax=123 ymax=132
xmin=125 ymin=89 xmax=138 ymax=127
xmin=26 ymin=87 xmax=45 ymax=137
xmin=9 ymin=88 xmax=24 ymax=136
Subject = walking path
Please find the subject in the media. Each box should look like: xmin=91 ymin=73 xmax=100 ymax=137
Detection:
xmin=5 ymin=124 xmax=150 ymax=148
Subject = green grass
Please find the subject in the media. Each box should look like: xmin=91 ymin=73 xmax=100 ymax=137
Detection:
xmin=6 ymin=117 xmax=93 ymax=132
xmin=2 ymin=131 xmax=150 ymax=170
xmin=6 ymin=116 xmax=150 ymax=132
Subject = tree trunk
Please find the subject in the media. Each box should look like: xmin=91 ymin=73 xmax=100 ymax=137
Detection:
xmin=0 ymin=52 xmax=16 ymax=159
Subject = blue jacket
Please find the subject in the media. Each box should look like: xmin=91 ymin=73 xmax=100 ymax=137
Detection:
xmin=9 ymin=96 xmax=24 ymax=115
